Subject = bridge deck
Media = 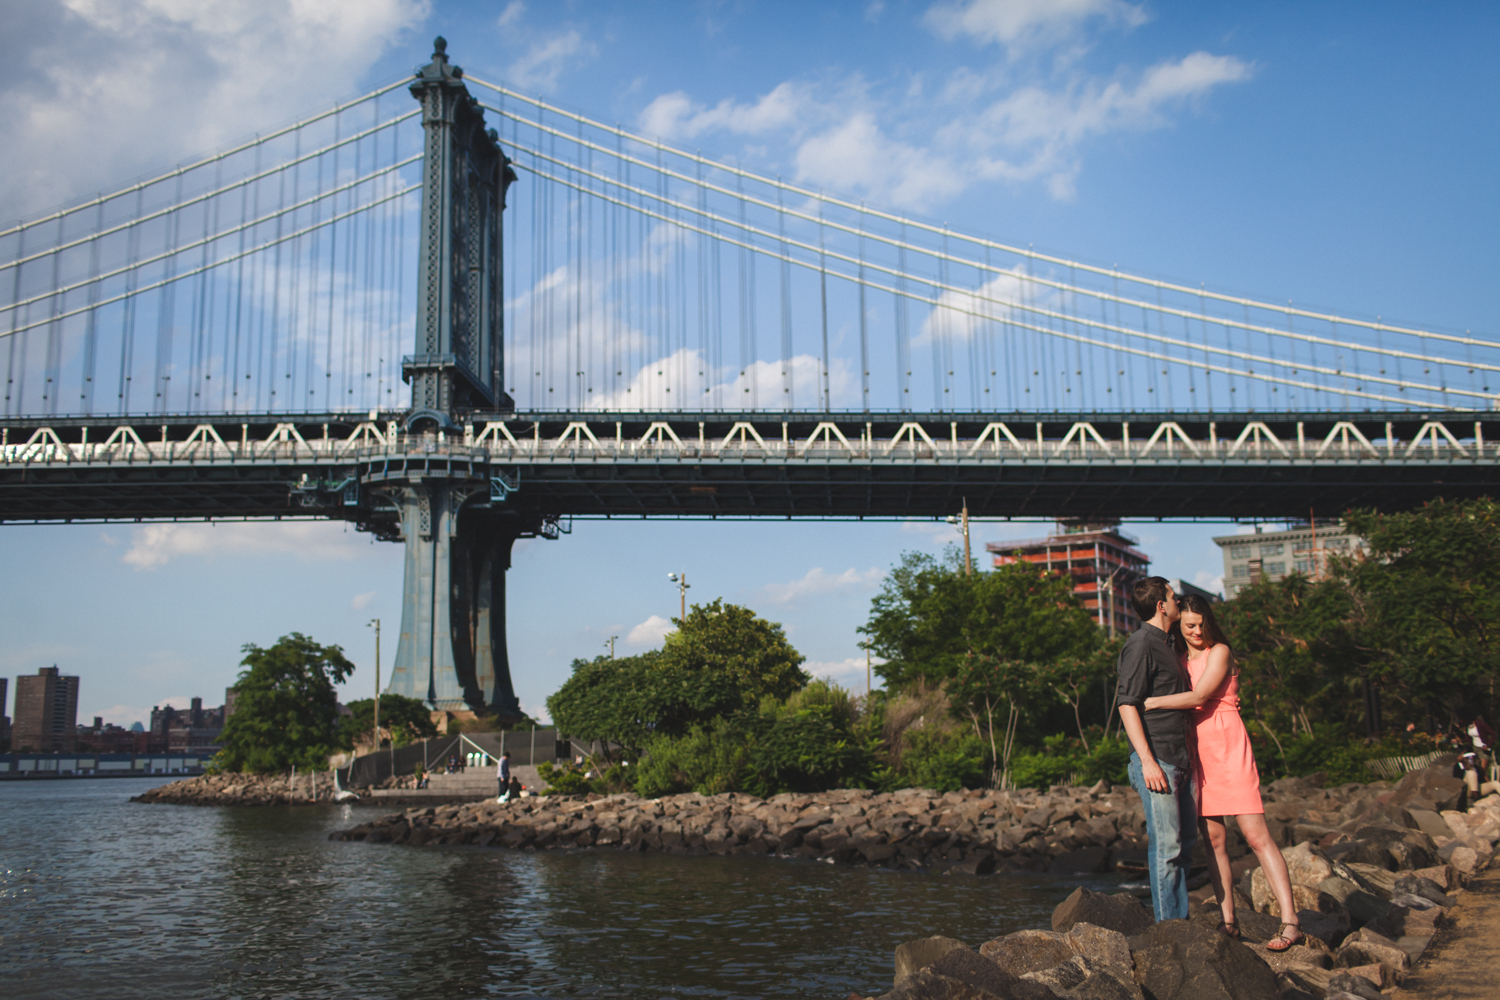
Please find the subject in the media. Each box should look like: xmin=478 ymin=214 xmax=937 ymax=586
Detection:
xmin=2 ymin=410 xmax=1494 ymax=523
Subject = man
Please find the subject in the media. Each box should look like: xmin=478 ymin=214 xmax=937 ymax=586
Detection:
xmin=496 ymin=750 xmax=512 ymax=802
xmin=1116 ymin=576 xmax=1194 ymax=921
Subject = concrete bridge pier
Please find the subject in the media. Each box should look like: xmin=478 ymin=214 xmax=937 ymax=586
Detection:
xmin=386 ymin=482 xmax=525 ymax=720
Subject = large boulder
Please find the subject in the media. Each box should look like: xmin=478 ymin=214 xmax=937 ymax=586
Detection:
xmin=1407 ymin=808 xmax=1458 ymax=841
xmin=980 ymin=930 xmax=1074 ymax=977
xmin=1126 ymin=920 xmax=1279 ymax=1000
xmin=895 ymin=936 xmax=969 ymax=987
xmin=1022 ymin=955 xmax=1143 ymax=1000
xmin=1389 ymin=765 xmax=1465 ymax=813
xmin=1052 ymin=887 xmax=1154 ymax=937
xmin=1063 ymin=923 xmax=1133 ymax=976
xmin=882 ymin=948 xmax=1058 ymax=1000
xmin=1333 ymin=928 xmax=1409 ymax=976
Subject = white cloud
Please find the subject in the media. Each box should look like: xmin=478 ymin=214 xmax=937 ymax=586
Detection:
xmin=924 ymin=0 xmax=1147 ymax=56
xmin=1193 ymin=569 xmax=1225 ymax=596
xmin=632 ymin=21 xmax=1249 ymax=207
xmin=0 ymin=0 xmax=429 ymax=218
xmin=626 ymin=614 xmax=674 ymax=647
xmin=496 ymin=1 xmax=526 ymax=29
xmin=951 ymin=52 xmax=1253 ymax=199
xmin=639 ymin=82 xmax=814 ymax=141
xmin=121 ymin=521 xmax=371 ymax=569
xmin=508 ymin=29 xmax=594 ymax=91
xmin=794 ymin=113 xmax=966 ymax=210
xmin=804 ymin=656 xmax=879 ymax=691
xmin=351 ymin=591 xmax=377 ymax=610
xmin=762 ymin=567 xmax=885 ymax=605
xmin=89 ymin=703 xmax=152 ymax=727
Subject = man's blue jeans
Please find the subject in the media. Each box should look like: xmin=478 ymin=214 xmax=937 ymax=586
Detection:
xmin=1127 ymin=752 xmax=1197 ymax=922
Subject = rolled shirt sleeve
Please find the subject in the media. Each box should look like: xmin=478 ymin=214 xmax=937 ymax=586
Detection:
xmin=1116 ymin=637 xmax=1149 ymax=707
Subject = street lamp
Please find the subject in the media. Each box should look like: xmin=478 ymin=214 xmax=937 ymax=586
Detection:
xmin=945 ymin=497 xmax=972 ymax=575
xmin=667 ymin=571 xmax=690 ymax=621
xmin=367 ymin=618 xmax=381 ymax=748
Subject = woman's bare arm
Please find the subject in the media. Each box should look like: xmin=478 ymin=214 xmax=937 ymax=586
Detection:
xmin=1144 ymin=645 xmax=1232 ymax=710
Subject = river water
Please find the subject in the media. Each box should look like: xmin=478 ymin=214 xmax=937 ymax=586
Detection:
xmin=1 ymin=778 xmax=1133 ymax=999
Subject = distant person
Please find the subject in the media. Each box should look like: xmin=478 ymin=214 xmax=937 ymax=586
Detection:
xmin=1116 ymin=576 xmax=1194 ymax=923
xmin=507 ymin=776 xmax=523 ymax=800
xmin=497 ymin=751 xmax=511 ymax=802
xmin=1144 ymin=593 xmax=1303 ymax=952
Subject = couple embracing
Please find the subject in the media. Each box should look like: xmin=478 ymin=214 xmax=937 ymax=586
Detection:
xmin=1115 ymin=577 xmax=1303 ymax=952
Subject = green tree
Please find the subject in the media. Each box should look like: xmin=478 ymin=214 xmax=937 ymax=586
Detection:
xmin=545 ymin=650 xmax=672 ymax=760
xmin=654 ymin=599 xmax=809 ymax=730
xmin=547 ymin=600 xmax=809 ymax=756
xmin=217 ymin=633 xmax=354 ymax=773
xmin=860 ymin=551 xmax=1098 ymax=688
xmin=338 ymin=693 xmax=438 ymax=750
xmin=1340 ymin=499 xmax=1500 ymax=726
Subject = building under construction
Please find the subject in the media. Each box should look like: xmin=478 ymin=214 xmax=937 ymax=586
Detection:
xmin=987 ymin=521 xmax=1152 ymax=637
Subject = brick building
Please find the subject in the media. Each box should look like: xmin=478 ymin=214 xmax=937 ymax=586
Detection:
xmin=987 ymin=520 xmax=1152 ymax=637
xmin=13 ymin=667 xmax=80 ymax=752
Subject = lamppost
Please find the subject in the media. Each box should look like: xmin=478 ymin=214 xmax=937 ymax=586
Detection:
xmin=367 ymin=618 xmax=381 ymax=748
xmin=945 ymin=498 xmax=972 ymax=575
xmin=667 ymin=571 xmax=690 ymax=620
xmin=605 ymin=635 xmax=618 ymax=660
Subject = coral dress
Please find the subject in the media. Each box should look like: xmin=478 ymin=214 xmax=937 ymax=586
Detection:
xmin=1187 ymin=650 xmax=1264 ymax=816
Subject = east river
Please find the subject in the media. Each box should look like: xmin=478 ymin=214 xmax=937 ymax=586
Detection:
xmin=1 ymin=777 xmax=1132 ymax=998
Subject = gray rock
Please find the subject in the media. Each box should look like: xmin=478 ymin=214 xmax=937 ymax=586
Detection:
xmin=1022 ymin=955 xmax=1142 ymax=1000
xmin=1389 ymin=765 xmax=1465 ymax=813
xmin=1406 ymin=808 xmax=1457 ymax=841
xmin=1334 ymin=927 xmax=1409 ymax=973
xmin=929 ymin=949 xmax=1057 ymax=1000
xmin=1325 ymin=972 xmax=1384 ymax=1000
xmin=1063 ymin=922 xmax=1132 ymax=975
xmin=980 ymin=930 xmax=1073 ymax=976
xmin=1296 ymin=908 xmax=1353 ymax=948
xmin=1126 ymin=920 xmax=1279 ymax=1000
xmin=895 ymin=936 xmax=969 ymax=987
xmin=1052 ymin=887 xmax=1154 ymax=937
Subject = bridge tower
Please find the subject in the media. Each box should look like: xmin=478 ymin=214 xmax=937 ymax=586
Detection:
xmin=382 ymin=38 xmax=528 ymax=720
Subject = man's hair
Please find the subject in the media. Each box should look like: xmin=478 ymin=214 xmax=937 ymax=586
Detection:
xmin=1131 ymin=576 xmax=1171 ymax=621
xmin=500 ymin=750 xmax=510 ymax=757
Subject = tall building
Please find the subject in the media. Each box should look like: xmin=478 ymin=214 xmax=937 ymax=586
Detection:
xmin=1214 ymin=521 xmax=1367 ymax=598
xmin=0 ymin=677 xmax=10 ymax=750
xmin=13 ymin=666 xmax=80 ymax=752
xmin=987 ymin=520 xmax=1151 ymax=636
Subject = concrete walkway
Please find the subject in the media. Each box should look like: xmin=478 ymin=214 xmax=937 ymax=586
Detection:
xmin=1393 ymin=864 xmax=1500 ymax=999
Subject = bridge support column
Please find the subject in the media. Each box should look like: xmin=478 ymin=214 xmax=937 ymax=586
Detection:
xmin=386 ymin=484 xmax=524 ymax=720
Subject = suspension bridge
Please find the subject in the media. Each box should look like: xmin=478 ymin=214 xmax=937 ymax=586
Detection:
xmin=2 ymin=39 xmax=1494 ymax=717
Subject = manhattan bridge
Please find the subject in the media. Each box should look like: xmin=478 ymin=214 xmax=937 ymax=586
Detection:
xmin=2 ymin=40 xmax=1494 ymax=719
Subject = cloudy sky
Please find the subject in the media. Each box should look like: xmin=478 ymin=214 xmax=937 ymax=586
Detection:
xmin=1 ymin=1 xmax=1496 ymax=727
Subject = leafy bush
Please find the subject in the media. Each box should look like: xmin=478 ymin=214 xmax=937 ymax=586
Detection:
xmin=895 ymin=727 xmax=986 ymax=791
xmin=1006 ymin=734 xmax=1132 ymax=790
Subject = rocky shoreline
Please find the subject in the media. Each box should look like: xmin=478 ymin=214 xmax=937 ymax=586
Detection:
xmin=324 ymin=765 xmax=1499 ymax=998
xmin=132 ymin=771 xmax=353 ymax=806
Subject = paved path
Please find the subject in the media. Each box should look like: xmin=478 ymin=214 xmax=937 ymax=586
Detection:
xmin=1394 ymin=864 xmax=1500 ymax=999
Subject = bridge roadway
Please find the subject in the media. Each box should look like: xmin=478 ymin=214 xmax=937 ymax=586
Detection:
xmin=1 ymin=410 xmax=1494 ymax=530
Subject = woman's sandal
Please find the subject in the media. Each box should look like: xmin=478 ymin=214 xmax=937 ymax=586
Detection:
xmin=1265 ymin=922 xmax=1303 ymax=952
xmin=1215 ymin=921 xmax=1240 ymax=941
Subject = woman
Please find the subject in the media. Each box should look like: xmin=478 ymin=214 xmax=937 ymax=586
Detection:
xmin=1144 ymin=593 xmax=1303 ymax=951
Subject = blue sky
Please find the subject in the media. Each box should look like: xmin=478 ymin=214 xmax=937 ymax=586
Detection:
xmin=0 ymin=1 xmax=1495 ymax=727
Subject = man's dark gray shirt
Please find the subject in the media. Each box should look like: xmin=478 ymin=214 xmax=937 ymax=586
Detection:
xmin=1116 ymin=622 xmax=1191 ymax=769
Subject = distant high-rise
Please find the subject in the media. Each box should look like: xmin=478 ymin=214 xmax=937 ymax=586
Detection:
xmin=0 ymin=677 xmax=10 ymax=750
xmin=13 ymin=667 xmax=80 ymax=752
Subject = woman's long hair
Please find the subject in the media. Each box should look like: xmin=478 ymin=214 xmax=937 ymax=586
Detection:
xmin=1171 ymin=593 xmax=1237 ymax=670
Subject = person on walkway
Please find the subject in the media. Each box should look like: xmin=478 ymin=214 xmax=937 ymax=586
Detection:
xmin=496 ymin=751 xmax=511 ymax=802
xmin=1116 ymin=576 xmax=1196 ymax=922
xmin=1144 ymin=592 xmax=1303 ymax=951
